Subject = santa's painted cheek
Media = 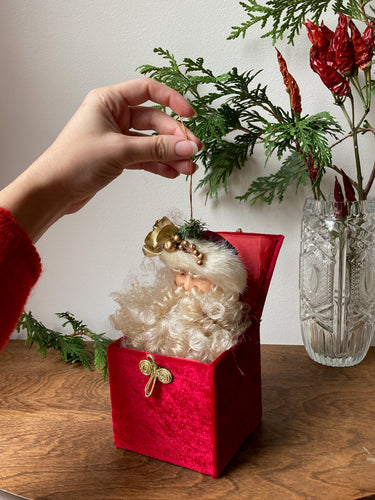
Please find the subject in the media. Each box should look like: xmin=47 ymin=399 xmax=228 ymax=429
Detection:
xmin=194 ymin=278 xmax=213 ymax=292
xmin=174 ymin=272 xmax=213 ymax=292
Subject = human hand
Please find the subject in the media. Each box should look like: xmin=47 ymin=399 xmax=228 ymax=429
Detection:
xmin=0 ymin=78 xmax=202 ymax=241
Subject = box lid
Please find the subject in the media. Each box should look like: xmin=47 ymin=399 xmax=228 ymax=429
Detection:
xmin=218 ymin=232 xmax=284 ymax=320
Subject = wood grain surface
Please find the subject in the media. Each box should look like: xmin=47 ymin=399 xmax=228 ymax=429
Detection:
xmin=0 ymin=341 xmax=374 ymax=500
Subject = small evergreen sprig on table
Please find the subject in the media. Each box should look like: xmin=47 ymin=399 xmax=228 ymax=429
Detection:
xmin=17 ymin=311 xmax=112 ymax=381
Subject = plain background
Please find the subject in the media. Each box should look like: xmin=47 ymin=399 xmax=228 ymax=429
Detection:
xmin=1 ymin=1 xmax=373 ymax=344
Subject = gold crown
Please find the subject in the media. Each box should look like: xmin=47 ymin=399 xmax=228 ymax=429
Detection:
xmin=142 ymin=217 xmax=205 ymax=265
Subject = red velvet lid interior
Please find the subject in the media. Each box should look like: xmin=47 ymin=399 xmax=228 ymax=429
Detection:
xmin=218 ymin=232 xmax=284 ymax=320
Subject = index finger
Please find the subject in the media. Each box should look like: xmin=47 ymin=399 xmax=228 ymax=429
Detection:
xmin=110 ymin=78 xmax=196 ymax=117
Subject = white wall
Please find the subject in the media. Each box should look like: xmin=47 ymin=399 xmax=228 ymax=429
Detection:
xmin=1 ymin=1 xmax=371 ymax=344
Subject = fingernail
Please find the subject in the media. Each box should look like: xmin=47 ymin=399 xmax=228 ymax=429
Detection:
xmin=175 ymin=140 xmax=199 ymax=157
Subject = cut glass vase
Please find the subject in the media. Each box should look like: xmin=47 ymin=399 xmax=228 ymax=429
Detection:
xmin=299 ymin=198 xmax=375 ymax=367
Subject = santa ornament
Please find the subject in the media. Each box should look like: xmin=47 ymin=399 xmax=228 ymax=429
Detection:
xmin=110 ymin=216 xmax=251 ymax=363
xmin=107 ymin=118 xmax=283 ymax=477
xmin=107 ymin=220 xmax=283 ymax=478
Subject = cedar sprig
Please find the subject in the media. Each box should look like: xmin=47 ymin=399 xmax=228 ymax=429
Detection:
xmin=227 ymin=0 xmax=367 ymax=45
xmin=17 ymin=311 xmax=111 ymax=381
xmin=237 ymin=150 xmax=308 ymax=204
xmin=139 ymin=49 xmax=343 ymax=204
xmin=178 ymin=219 xmax=208 ymax=239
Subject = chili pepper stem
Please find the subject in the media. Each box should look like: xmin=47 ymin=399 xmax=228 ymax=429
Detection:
xmin=336 ymin=97 xmax=353 ymax=129
xmin=349 ymin=74 xmax=367 ymax=108
xmin=351 ymin=122 xmax=365 ymax=200
xmin=364 ymin=67 xmax=372 ymax=110
xmin=336 ymin=94 xmax=365 ymax=200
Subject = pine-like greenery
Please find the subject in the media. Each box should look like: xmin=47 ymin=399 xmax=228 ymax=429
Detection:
xmin=178 ymin=219 xmax=207 ymax=239
xmin=138 ymin=48 xmax=343 ymax=204
xmin=17 ymin=311 xmax=112 ymax=381
xmin=228 ymin=0 xmax=372 ymax=44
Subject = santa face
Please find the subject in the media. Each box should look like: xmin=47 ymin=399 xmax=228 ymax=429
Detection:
xmin=174 ymin=270 xmax=213 ymax=293
xmin=110 ymin=266 xmax=251 ymax=363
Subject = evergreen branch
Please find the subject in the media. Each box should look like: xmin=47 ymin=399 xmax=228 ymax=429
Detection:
xmin=138 ymin=47 xmax=350 ymax=203
xmin=264 ymin=112 xmax=343 ymax=166
xmin=196 ymin=137 xmax=253 ymax=199
xmin=17 ymin=311 xmax=112 ymax=381
xmin=178 ymin=219 xmax=208 ymax=239
xmin=228 ymin=0 xmax=366 ymax=44
xmin=336 ymin=0 xmax=374 ymax=21
xmin=237 ymin=151 xmax=308 ymax=204
xmin=139 ymin=51 xmax=284 ymax=199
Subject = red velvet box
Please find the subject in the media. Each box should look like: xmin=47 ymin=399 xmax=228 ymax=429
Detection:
xmin=108 ymin=232 xmax=283 ymax=477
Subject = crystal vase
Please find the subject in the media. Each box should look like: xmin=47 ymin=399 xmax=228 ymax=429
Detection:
xmin=299 ymin=198 xmax=375 ymax=367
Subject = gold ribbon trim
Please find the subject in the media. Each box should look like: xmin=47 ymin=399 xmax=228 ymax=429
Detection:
xmin=139 ymin=354 xmax=173 ymax=397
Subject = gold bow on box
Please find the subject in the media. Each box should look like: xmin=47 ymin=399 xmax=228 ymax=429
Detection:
xmin=139 ymin=354 xmax=173 ymax=397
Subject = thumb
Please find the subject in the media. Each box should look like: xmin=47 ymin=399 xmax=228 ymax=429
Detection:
xmin=118 ymin=134 xmax=200 ymax=166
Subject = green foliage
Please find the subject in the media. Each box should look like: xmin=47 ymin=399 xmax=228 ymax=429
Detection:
xmin=196 ymin=138 xmax=252 ymax=199
xmin=237 ymin=151 xmax=308 ymax=204
xmin=336 ymin=0 xmax=374 ymax=21
xmin=228 ymin=0 xmax=370 ymax=45
xmin=264 ymin=112 xmax=343 ymax=164
xmin=138 ymin=47 xmax=230 ymax=100
xmin=139 ymin=48 xmax=344 ymax=204
xmin=17 ymin=311 xmax=112 ymax=381
xmin=178 ymin=219 xmax=207 ymax=239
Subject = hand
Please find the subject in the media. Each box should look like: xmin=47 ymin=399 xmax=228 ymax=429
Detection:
xmin=0 ymin=78 xmax=202 ymax=241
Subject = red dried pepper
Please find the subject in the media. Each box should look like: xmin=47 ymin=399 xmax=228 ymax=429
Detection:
xmin=309 ymin=46 xmax=350 ymax=96
xmin=276 ymin=48 xmax=290 ymax=89
xmin=349 ymin=19 xmax=375 ymax=69
xmin=327 ymin=13 xmax=354 ymax=75
xmin=304 ymin=14 xmax=374 ymax=96
xmin=304 ymin=17 xmax=351 ymax=96
xmin=276 ymin=48 xmax=302 ymax=115
xmin=341 ymin=169 xmax=356 ymax=202
xmin=334 ymin=177 xmax=349 ymax=217
xmin=334 ymin=176 xmax=345 ymax=202
xmin=308 ymin=153 xmax=319 ymax=183
xmin=289 ymin=75 xmax=302 ymax=115
xmin=304 ymin=19 xmax=333 ymax=53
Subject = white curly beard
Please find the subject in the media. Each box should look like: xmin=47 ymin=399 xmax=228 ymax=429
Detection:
xmin=110 ymin=269 xmax=251 ymax=363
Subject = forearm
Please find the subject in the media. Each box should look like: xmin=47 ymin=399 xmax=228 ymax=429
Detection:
xmin=0 ymin=157 xmax=66 ymax=242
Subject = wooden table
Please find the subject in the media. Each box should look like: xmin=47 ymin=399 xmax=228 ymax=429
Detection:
xmin=0 ymin=341 xmax=375 ymax=500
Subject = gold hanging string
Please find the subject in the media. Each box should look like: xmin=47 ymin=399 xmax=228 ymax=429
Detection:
xmin=178 ymin=115 xmax=194 ymax=221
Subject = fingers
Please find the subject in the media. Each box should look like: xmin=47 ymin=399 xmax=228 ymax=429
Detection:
xmin=126 ymin=160 xmax=197 ymax=178
xmin=128 ymin=105 xmax=199 ymax=140
xmin=125 ymin=106 xmax=203 ymax=170
xmin=84 ymin=78 xmax=203 ymax=178
xmin=117 ymin=133 xmax=200 ymax=168
xmin=109 ymin=78 xmax=196 ymax=117
xmin=111 ymin=130 xmax=199 ymax=177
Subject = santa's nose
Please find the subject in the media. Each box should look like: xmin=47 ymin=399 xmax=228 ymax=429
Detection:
xmin=183 ymin=274 xmax=194 ymax=291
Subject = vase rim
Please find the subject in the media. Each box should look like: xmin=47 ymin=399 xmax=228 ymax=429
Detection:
xmin=303 ymin=197 xmax=375 ymax=216
xmin=304 ymin=196 xmax=375 ymax=202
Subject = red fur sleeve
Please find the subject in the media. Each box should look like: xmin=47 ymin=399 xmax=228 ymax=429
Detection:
xmin=0 ymin=208 xmax=42 ymax=352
